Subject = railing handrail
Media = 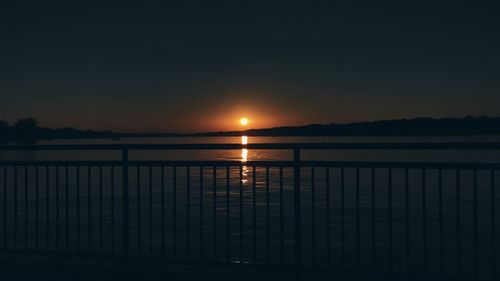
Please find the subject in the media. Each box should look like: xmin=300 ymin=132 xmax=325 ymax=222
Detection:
xmin=0 ymin=160 xmax=499 ymax=169
xmin=1 ymin=142 xmax=500 ymax=150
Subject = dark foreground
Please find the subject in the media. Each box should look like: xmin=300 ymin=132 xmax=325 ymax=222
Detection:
xmin=0 ymin=254 xmax=422 ymax=281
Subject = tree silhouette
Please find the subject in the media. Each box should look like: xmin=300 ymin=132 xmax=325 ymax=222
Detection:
xmin=0 ymin=121 xmax=7 ymax=130
xmin=0 ymin=121 xmax=8 ymax=139
xmin=14 ymin=118 xmax=37 ymax=130
xmin=12 ymin=118 xmax=38 ymax=140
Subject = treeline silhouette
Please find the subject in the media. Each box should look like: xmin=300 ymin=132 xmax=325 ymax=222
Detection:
xmin=0 ymin=118 xmax=114 ymax=142
xmin=1 ymin=116 xmax=500 ymax=142
xmin=225 ymin=116 xmax=500 ymax=137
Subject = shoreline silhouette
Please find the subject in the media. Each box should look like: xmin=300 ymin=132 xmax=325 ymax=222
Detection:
xmin=1 ymin=116 xmax=500 ymax=142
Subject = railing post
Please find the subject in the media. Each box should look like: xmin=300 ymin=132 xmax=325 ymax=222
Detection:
xmin=293 ymin=148 xmax=302 ymax=279
xmin=122 ymin=149 xmax=129 ymax=260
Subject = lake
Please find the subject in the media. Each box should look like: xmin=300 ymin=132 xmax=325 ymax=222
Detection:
xmin=2 ymin=135 xmax=500 ymax=162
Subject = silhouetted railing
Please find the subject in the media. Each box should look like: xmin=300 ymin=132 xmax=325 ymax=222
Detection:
xmin=0 ymin=143 xmax=499 ymax=280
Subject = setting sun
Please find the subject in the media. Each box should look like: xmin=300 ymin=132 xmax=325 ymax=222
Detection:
xmin=240 ymin=118 xmax=249 ymax=126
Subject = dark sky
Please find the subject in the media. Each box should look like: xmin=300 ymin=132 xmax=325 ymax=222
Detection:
xmin=1 ymin=0 xmax=499 ymax=132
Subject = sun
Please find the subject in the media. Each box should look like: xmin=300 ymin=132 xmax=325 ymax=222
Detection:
xmin=240 ymin=118 xmax=249 ymax=126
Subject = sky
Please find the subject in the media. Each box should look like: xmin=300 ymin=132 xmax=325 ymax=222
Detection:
xmin=1 ymin=0 xmax=499 ymax=133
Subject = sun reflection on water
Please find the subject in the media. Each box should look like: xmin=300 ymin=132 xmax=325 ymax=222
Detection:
xmin=241 ymin=135 xmax=249 ymax=183
xmin=241 ymin=148 xmax=248 ymax=162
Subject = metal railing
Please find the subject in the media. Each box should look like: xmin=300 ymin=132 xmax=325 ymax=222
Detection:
xmin=0 ymin=143 xmax=499 ymax=280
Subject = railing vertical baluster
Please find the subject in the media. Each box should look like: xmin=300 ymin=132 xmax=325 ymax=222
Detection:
xmin=438 ymin=169 xmax=443 ymax=277
xmin=149 ymin=166 xmax=153 ymax=258
xmin=65 ymin=166 xmax=69 ymax=254
xmin=252 ymin=165 xmax=257 ymax=264
xmin=326 ymin=167 xmax=330 ymax=267
xmin=422 ymin=169 xmax=427 ymax=273
xmin=122 ymin=149 xmax=129 ymax=260
xmin=160 ymin=165 xmax=165 ymax=258
xmin=46 ymin=166 xmax=49 ymax=251
xmin=279 ymin=166 xmax=284 ymax=265
xmin=99 ymin=165 xmax=103 ymax=254
xmin=371 ymin=168 xmax=376 ymax=270
xmin=473 ymin=169 xmax=478 ymax=280
xmin=226 ymin=166 xmax=230 ymax=262
xmin=88 ymin=166 xmax=91 ymax=252
xmin=55 ymin=166 xmax=59 ymax=252
xmin=266 ymin=166 xmax=270 ymax=265
xmin=356 ymin=167 xmax=360 ymax=269
xmin=212 ymin=166 xmax=216 ymax=261
xmin=293 ymin=148 xmax=301 ymax=277
xmin=341 ymin=167 xmax=345 ymax=271
xmin=239 ymin=165 xmax=243 ymax=263
xmin=492 ymin=169 xmax=496 ymax=281
xmin=110 ymin=166 xmax=115 ymax=256
xmin=187 ymin=166 xmax=191 ymax=259
xmin=456 ymin=169 xmax=461 ymax=279
xmin=14 ymin=165 xmax=17 ymax=249
xmin=36 ymin=166 xmax=39 ymax=252
xmin=77 ymin=166 xmax=80 ymax=254
xmin=199 ymin=166 xmax=204 ymax=259
xmin=2 ymin=165 xmax=6 ymax=250
xmin=173 ymin=166 xmax=177 ymax=258
xmin=388 ymin=168 xmax=393 ymax=273
xmin=311 ymin=167 xmax=316 ymax=267
xmin=137 ymin=166 xmax=141 ymax=256
xmin=172 ymin=166 xmax=177 ymax=258
xmin=405 ymin=168 xmax=410 ymax=274
xmin=24 ymin=165 xmax=28 ymax=250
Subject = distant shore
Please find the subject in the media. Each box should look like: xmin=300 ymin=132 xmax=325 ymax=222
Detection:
xmin=1 ymin=116 xmax=500 ymax=142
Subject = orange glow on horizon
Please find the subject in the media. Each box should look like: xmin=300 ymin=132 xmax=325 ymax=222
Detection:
xmin=206 ymin=105 xmax=288 ymax=132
